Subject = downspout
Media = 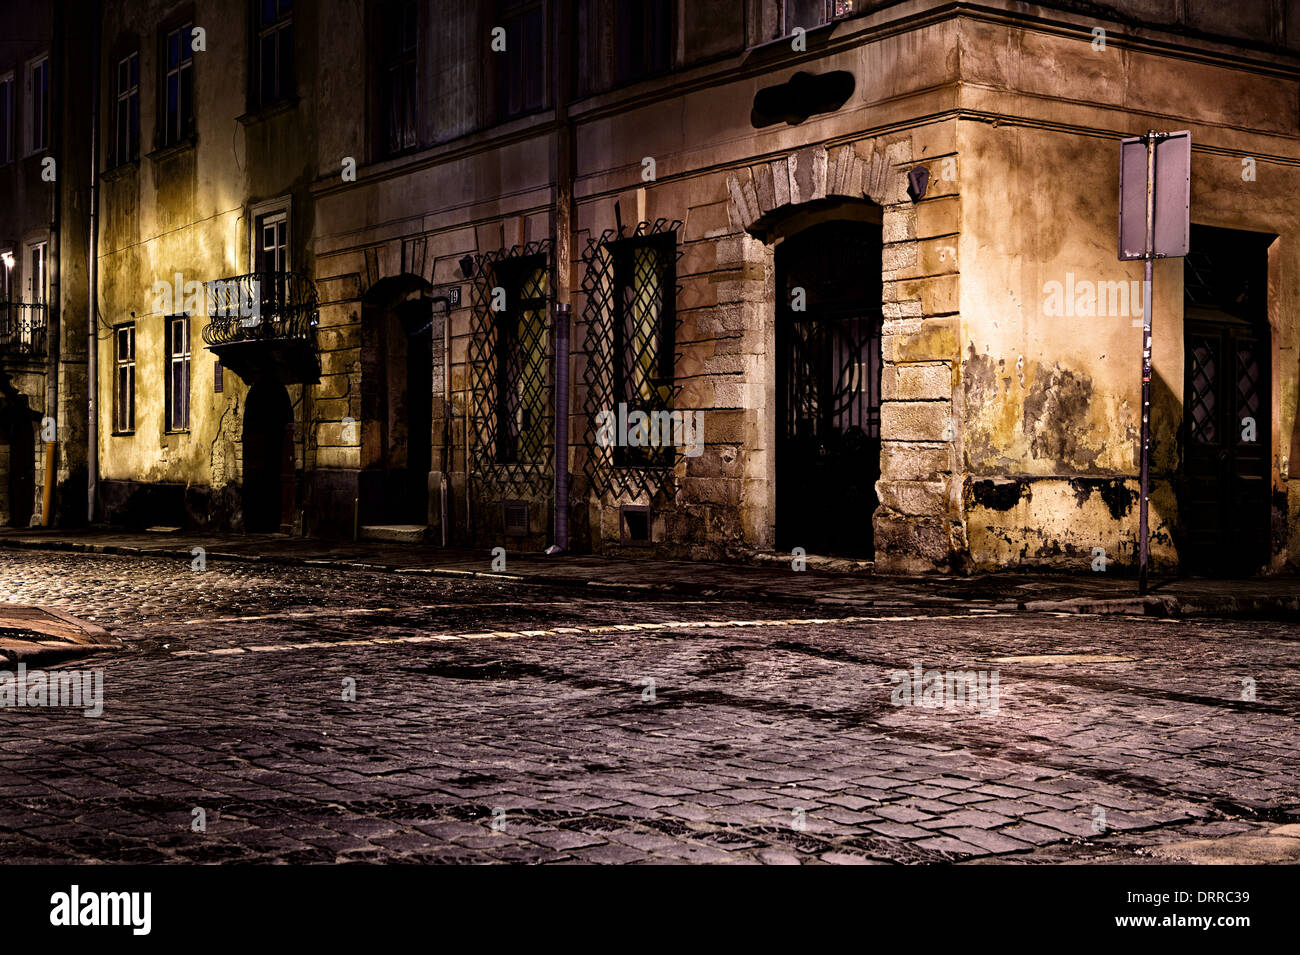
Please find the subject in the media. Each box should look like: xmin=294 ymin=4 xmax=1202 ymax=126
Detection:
xmin=427 ymin=293 xmax=452 ymax=547
xmin=546 ymin=0 xmax=575 ymax=555
xmin=86 ymin=0 xmax=101 ymax=523
xmin=43 ymin=0 xmax=65 ymax=526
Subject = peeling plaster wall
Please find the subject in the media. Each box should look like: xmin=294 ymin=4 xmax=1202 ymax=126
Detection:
xmin=955 ymin=15 xmax=1300 ymax=572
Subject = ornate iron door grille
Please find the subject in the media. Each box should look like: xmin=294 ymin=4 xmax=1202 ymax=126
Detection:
xmin=1180 ymin=225 xmax=1272 ymax=576
xmin=468 ymin=243 xmax=553 ymax=496
xmin=776 ymin=220 xmax=883 ymax=558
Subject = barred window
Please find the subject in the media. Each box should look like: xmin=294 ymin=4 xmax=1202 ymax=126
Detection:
xmin=491 ymin=256 xmax=548 ymax=465
xmin=114 ymin=323 xmax=135 ymax=434
xmin=612 ymin=233 xmax=676 ymax=467
xmin=165 ymin=315 xmax=191 ymax=432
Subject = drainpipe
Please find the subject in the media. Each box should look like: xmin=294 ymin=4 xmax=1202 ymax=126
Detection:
xmin=43 ymin=0 xmax=65 ymax=526
xmin=546 ymin=0 xmax=575 ymax=555
xmin=428 ymin=293 xmax=452 ymax=546
xmin=86 ymin=0 xmax=101 ymax=524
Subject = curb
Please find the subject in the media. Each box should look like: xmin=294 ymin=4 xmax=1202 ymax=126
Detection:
xmin=1022 ymin=594 xmax=1300 ymax=622
xmin=3 ymin=536 xmax=1298 ymax=622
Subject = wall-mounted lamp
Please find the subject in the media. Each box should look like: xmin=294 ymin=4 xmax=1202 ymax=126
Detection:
xmin=459 ymin=255 xmax=475 ymax=278
xmin=907 ymin=166 xmax=931 ymax=202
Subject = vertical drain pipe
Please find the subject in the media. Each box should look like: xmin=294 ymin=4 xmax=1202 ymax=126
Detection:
xmin=85 ymin=0 xmax=102 ymax=524
xmin=546 ymin=0 xmax=575 ymax=554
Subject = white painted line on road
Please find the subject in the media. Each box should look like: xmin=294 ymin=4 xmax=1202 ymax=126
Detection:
xmin=166 ymin=612 xmax=1007 ymax=659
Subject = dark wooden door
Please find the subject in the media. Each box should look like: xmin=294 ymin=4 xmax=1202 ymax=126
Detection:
xmin=776 ymin=220 xmax=882 ymax=558
xmin=1182 ymin=310 xmax=1270 ymax=575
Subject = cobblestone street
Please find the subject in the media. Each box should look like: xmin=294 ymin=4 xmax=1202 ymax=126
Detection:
xmin=1 ymin=549 xmax=1297 ymax=864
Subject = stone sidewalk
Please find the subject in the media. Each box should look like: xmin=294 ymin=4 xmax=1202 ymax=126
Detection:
xmin=0 ymin=527 xmax=1297 ymax=620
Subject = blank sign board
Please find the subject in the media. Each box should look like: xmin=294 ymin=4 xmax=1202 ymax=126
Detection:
xmin=1119 ymin=131 xmax=1191 ymax=260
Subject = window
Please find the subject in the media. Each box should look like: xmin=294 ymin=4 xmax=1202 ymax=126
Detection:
xmin=497 ymin=0 xmax=544 ymax=120
xmin=165 ymin=315 xmax=191 ymax=432
xmin=114 ymin=52 xmax=140 ymax=164
xmin=25 ymin=241 xmax=46 ymax=304
xmin=612 ymin=233 xmax=676 ymax=467
xmin=491 ymin=256 xmax=548 ymax=465
xmin=377 ymin=0 xmax=418 ymax=155
xmin=114 ymin=323 xmax=136 ymax=434
xmin=255 ymin=210 xmax=288 ymax=273
xmin=0 ymin=249 xmax=12 ymax=300
xmin=615 ymin=0 xmax=674 ymax=85
xmin=255 ymin=0 xmax=295 ymax=109
xmin=0 ymin=73 xmax=13 ymax=164
xmin=25 ymin=56 xmax=50 ymax=155
xmin=161 ymin=23 xmax=195 ymax=146
xmin=782 ymin=0 xmax=853 ymax=34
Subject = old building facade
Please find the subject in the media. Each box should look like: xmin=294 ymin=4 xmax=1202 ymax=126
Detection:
xmin=0 ymin=0 xmax=92 ymax=530
xmin=17 ymin=0 xmax=1300 ymax=576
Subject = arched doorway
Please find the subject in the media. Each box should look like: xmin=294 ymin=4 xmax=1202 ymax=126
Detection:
xmin=775 ymin=219 xmax=884 ymax=558
xmin=1180 ymin=225 xmax=1274 ymax=575
xmin=243 ymin=381 xmax=294 ymax=533
xmin=360 ymin=276 xmax=434 ymax=526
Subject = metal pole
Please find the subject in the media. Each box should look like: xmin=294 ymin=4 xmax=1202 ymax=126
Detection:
xmin=1138 ymin=130 xmax=1157 ymax=595
xmin=86 ymin=0 xmax=101 ymax=524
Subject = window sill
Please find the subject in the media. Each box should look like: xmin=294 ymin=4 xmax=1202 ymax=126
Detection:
xmin=237 ymin=96 xmax=300 ymax=126
xmin=111 ymin=430 xmax=135 ymax=437
xmin=148 ymin=136 xmax=197 ymax=163
xmin=101 ymin=158 xmax=140 ymax=182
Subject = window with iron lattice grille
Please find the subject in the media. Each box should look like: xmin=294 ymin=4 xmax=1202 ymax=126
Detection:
xmin=490 ymin=255 xmax=549 ymax=466
xmin=611 ymin=233 xmax=677 ymax=469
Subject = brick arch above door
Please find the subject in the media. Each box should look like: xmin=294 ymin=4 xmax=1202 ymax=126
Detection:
xmin=726 ymin=143 xmax=895 ymax=240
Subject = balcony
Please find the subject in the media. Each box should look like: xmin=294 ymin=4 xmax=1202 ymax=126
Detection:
xmin=0 ymin=303 xmax=49 ymax=361
xmin=202 ymin=272 xmax=320 ymax=384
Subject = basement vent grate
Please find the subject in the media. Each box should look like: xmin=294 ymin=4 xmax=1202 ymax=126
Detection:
xmin=620 ymin=505 xmax=651 ymax=545
xmin=503 ymin=501 xmax=529 ymax=535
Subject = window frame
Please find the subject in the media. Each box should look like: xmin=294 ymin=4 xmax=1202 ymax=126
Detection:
xmin=495 ymin=0 xmax=545 ymax=122
xmin=113 ymin=322 xmax=136 ymax=435
xmin=614 ymin=0 xmax=675 ymax=86
xmin=609 ymin=231 xmax=678 ymax=468
xmin=0 ymin=248 xmax=13 ymax=301
xmin=374 ymin=0 xmax=420 ymax=158
xmin=253 ymin=0 xmax=296 ymax=110
xmin=780 ymin=0 xmax=855 ymax=37
xmin=159 ymin=21 xmax=196 ymax=148
xmin=113 ymin=51 xmax=140 ymax=165
xmin=249 ymin=196 xmax=292 ymax=273
xmin=164 ymin=314 xmax=192 ymax=433
xmin=0 ymin=72 xmax=14 ymax=165
xmin=24 ymin=55 xmax=50 ymax=157
xmin=24 ymin=239 xmax=47 ymax=305
xmin=490 ymin=253 xmax=549 ymax=466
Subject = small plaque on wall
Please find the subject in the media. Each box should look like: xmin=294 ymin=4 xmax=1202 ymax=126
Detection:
xmin=214 ymin=360 xmax=223 ymax=393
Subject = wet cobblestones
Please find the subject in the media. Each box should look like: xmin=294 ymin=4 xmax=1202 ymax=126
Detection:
xmin=1 ymin=551 xmax=1298 ymax=863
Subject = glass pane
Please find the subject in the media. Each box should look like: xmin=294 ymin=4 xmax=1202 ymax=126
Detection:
xmin=168 ymin=31 xmax=179 ymax=67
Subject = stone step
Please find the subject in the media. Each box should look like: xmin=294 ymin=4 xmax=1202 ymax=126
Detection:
xmin=359 ymin=524 xmax=428 ymax=544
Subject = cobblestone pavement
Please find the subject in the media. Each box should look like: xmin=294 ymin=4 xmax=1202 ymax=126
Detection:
xmin=1 ymin=550 xmax=1297 ymax=864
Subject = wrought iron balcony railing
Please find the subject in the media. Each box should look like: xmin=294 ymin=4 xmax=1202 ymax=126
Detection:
xmin=0 ymin=302 xmax=49 ymax=360
xmin=201 ymin=271 xmax=319 ymax=347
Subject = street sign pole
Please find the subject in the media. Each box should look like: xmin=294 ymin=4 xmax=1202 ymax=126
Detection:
xmin=1120 ymin=128 xmax=1188 ymax=596
xmin=1138 ymin=130 xmax=1159 ymax=596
